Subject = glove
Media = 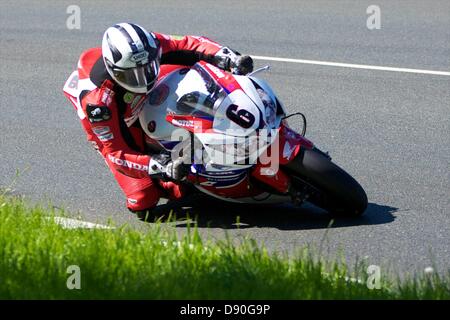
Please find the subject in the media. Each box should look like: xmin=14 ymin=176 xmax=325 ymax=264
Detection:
xmin=213 ymin=47 xmax=254 ymax=75
xmin=230 ymin=55 xmax=254 ymax=75
xmin=148 ymin=153 xmax=187 ymax=181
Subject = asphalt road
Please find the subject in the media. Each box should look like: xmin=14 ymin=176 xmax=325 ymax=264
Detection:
xmin=0 ymin=0 xmax=449 ymax=274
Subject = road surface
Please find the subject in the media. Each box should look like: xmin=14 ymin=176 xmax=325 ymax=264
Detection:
xmin=0 ymin=0 xmax=449 ymax=274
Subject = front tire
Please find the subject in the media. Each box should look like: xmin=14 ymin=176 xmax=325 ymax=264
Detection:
xmin=284 ymin=148 xmax=368 ymax=217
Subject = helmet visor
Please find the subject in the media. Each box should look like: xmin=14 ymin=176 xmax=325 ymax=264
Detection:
xmin=112 ymin=60 xmax=159 ymax=91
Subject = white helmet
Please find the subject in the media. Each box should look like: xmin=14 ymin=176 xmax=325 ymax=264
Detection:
xmin=102 ymin=23 xmax=162 ymax=94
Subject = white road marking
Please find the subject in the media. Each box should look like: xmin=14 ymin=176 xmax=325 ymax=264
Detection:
xmin=251 ymin=55 xmax=450 ymax=76
xmin=53 ymin=217 xmax=113 ymax=229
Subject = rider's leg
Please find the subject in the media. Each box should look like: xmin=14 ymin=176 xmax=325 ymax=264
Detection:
xmin=104 ymin=156 xmax=163 ymax=219
xmin=124 ymin=184 xmax=163 ymax=213
xmin=157 ymin=180 xmax=186 ymax=200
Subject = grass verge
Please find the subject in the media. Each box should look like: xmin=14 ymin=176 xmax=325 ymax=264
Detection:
xmin=0 ymin=195 xmax=448 ymax=299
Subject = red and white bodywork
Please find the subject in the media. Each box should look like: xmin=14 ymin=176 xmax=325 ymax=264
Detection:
xmin=139 ymin=61 xmax=314 ymax=204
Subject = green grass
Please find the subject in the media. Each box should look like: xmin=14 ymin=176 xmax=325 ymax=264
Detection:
xmin=0 ymin=195 xmax=448 ymax=299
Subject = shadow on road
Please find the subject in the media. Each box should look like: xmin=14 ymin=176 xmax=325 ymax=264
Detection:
xmin=144 ymin=195 xmax=397 ymax=231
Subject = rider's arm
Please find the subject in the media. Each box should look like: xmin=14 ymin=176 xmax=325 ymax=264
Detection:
xmin=81 ymin=81 xmax=151 ymax=179
xmin=154 ymin=33 xmax=252 ymax=74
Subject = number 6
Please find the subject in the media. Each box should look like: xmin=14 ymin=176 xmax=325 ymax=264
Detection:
xmin=225 ymin=104 xmax=255 ymax=129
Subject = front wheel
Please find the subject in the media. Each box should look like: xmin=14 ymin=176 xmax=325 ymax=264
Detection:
xmin=284 ymin=147 xmax=368 ymax=217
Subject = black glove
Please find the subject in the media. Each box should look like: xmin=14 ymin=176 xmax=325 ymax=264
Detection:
xmin=230 ymin=55 xmax=254 ymax=75
xmin=148 ymin=153 xmax=187 ymax=181
xmin=213 ymin=47 xmax=254 ymax=75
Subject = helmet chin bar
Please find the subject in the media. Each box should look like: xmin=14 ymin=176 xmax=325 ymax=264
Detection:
xmin=104 ymin=54 xmax=160 ymax=94
xmin=111 ymin=72 xmax=157 ymax=94
xmin=117 ymin=80 xmax=151 ymax=94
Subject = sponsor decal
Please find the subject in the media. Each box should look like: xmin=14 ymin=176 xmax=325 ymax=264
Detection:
xmin=130 ymin=51 xmax=149 ymax=63
xmin=127 ymin=198 xmax=138 ymax=204
xmin=123 ymin=95 xmax=145 ymax=126
xmin=172 ymin=119 xmax=194 ymax=128
xmin=199 ymin=170 xmax=245 ymax=177
xmin=68 ymin=74 xmax=79 ymax=89
xmin=107 ymin=154 xmax=149 ymax=172
xmin=198 ymin=174 xmax=247 ymax=189
xmin=101 ymin=87 xmax=114 ymax=105
xmin=130 ymin=94 xmax=145 ymax=110
xmin=86 ymin=105 xmax=111 ymax=123
xmin=98 ymin=133 xmax=114 ymax=142
xmin=124 ymin=95 xmax=145 ymax=127
xmin=148 ymin=84 xmax=169 ymax=105
xmin=123 ymin=92 xmax=135 ymax=104
xmin=92 ymin=126 xmax=111 ymax=135
xmin=93 ymin=125 xmax=113 ymax=141
xmin=260 ymin=167 xmax=276 ymax=177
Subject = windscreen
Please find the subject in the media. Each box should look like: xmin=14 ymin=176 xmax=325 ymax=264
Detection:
xmin=168 ymin=64 xmax=226 ymax=118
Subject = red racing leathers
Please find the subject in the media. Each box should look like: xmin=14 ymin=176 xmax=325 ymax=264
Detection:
xmin=64 ymin=33 xmax=228 ymax=212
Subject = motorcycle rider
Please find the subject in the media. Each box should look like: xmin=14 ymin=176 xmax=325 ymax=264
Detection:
xmin=64 ymin=23 xmax=253 ymax=219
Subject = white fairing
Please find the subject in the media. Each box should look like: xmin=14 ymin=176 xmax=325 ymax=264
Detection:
xmin=213 ymin=90 xmax=261 ymax=136
xmin=63 ymin=70 xmax=97 ymax=120
xmin=249 ymin=76 xmax=288 ymax=116
xmin=139 ymin=69 xmax=190 ymax=143
xmin=138 ymin=63 xmax=288 ymax=204
xmin=234 ymin=75 xmax=266 ymax=117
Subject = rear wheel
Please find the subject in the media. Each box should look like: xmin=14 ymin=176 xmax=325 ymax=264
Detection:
xmin=284 ymin=147 xmax=368 ymax=217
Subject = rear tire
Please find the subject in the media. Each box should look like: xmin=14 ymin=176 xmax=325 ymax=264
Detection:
xmin=284 ymin=147 xmax=368 ymax=217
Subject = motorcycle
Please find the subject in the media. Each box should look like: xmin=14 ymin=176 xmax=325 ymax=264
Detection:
xmin=138 ymin=61 xmax=368 ymax=217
